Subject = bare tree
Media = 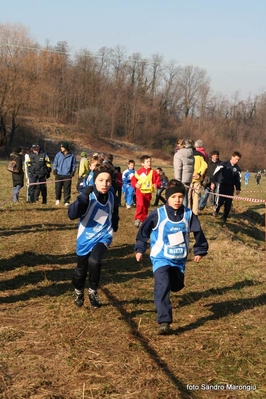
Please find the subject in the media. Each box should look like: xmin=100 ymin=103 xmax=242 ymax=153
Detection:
xmin=0 ymin=23 xmax=38 ymax=146
xmin=177 ymin=65 xmax=210 ymax=118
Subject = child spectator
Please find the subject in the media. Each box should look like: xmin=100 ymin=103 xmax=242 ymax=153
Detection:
xmin=114 ymin=166 xmax=122 ymax=206
xmin=244 ymin=170 xmax=251 ymax=188
xmin=77 ymin=158 xmax=100 ymax=194
xmin=135 ymin=179 xmax=208 ymax=335
xmin=68 ymin=164 xmax=120 ymax=308
xmin=122 ymin=160 xmax=136 ymax=209
xmin=152 ymin=167 xmax=169 ymax=206
xmin=131 ymin=155 xmax=161 ymax=227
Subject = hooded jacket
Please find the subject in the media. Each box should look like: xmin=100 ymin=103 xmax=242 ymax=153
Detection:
xmin=173 ymin=147 xmax=194 ymax=185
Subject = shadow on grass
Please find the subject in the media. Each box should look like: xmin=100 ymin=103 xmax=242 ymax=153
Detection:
xmin=102 ymin=286 xmax=197 ymax=399
xmin=0 ymin=222 xmax=76 ymax=237
xmin=173 ymin=293 xmax=266 ymax=335
xmin=0 ymin=251 xmax=77 ymax=272
xmin=101 ymin=283 xmax=266 ymax=397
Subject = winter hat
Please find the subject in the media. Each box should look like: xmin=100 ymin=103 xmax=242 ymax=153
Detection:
xmin=14 ymin=147 xmax=22 ymax=154
xmin=165 ymin=180 xmax=186 ymax=200
xmin=93 ymin=164 xmax=114 ymax=183
xmin=80 ymin=151 xmax=87 ymax=157
xmin=61 ymin=141 xmax=69 ymax=150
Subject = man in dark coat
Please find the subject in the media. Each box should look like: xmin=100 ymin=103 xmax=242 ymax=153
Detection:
xmin=27 ymin=144 xmax=51 ymax=204
xmin=211 ymin=151 xmax=241 ymax=223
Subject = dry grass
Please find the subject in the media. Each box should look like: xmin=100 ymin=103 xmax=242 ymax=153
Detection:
xmin=0 ymin=163 xmax=265 ymax=399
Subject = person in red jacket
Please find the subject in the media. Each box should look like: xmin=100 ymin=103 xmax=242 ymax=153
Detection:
xmin=131 ymin=155 xmax=161 ymax=227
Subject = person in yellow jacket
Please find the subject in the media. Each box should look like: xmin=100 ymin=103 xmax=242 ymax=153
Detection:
xmin=131 ymin=155 xmax=161 ymax=227
xmin=78 ymin=151 xmax=89 ymax=178
xmin=188 ymin=147 xmax=208 ymax=215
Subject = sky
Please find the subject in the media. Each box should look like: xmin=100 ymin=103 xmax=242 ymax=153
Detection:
xmin=2 ymin=0 xmax=266 ymax=99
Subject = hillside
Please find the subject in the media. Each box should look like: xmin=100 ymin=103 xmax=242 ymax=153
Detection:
xmin=0 ymin=117 xmax=173 ymax=167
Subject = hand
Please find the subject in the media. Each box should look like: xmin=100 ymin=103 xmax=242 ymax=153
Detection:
xmin=71 ymin=171 xmax=75 ymax=177
xmin=83 ymin=186 xmax=93 ymax=197
xmin=136 ymin=253 xmax=143 ymax=262
xmin=136 ymin=183 xmax=141 ymax=189
xmin=53 ymin=170 xmax=57 ymax=176
xmin=194 ymin=255 xmax=202 ymax=262
xmin=235 ymin=190 xmax=240 ymax=195
xmin=210 ymin=183 xmax=215 ymax=191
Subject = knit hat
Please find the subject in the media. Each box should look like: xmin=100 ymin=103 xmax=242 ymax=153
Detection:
xmin=80 ymin=151 xmax=87 ymax=157
xmin=61 ymin=141 xmax=69 ymax=150
xmin=14 ymin=147 xmax=22 ymax=154
xmin=93 ymin=164 xmax=114 ymax=183
xmin=165 ymin=180 xmax=186 ymax=200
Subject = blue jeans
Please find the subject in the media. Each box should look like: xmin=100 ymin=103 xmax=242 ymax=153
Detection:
xmin=199 ymin=185 xmax=219 ymax=209
xmin=12 ymin=185 xmax=22 ymax=202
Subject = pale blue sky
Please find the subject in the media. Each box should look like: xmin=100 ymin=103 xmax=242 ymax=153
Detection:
xmin=2 ymin=0 xmax=266 ymax=99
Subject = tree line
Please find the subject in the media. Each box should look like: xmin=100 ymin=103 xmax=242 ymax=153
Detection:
xmin=0 ymin=23 xmax=265 ymax=169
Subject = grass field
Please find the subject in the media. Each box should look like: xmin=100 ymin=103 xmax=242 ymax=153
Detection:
xmin=0 ymin=162 xmax=265 ymax=399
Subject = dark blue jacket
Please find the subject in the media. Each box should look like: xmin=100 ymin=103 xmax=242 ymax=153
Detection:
xmin=135 ymin=204 xmax=208 ymax=256
xmin=211 ymin=161 xmax=241 ymax=191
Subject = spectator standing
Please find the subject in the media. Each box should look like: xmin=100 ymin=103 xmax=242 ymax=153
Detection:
xmin=199 ymin=150 xmax=222 ymax=211
xmin=53 ymin=142 xmax=77 ymax=206
xmin=9 ymin=147 xmax=24 ymax=203
xmin=152 ymin=167 xmax=169 ymax=206
xmin=122 ymin=160 xmax=136 ymax=209
xmin=131 ymin=155 xmax=161 ymax=228
xmin=114 ymin=166 xmax=122 ymax=206
xmin=244 ymin=170 xmax=251 ymax=188
xmin=211 ymin=151 xmax=242 ymax=223
xmin=68 ymin=164 xmax=119 ymax=308
xmin=78 ymin=151 xmax=89 ymax=178
xmin=135 ymin=179 xmax=208 ymax=335
xmin=255 ymin=171 xmax=262 ymax=185
xmin=27 ymin=144 xmax=51 ymax=204
xmin=194 ymin=139 xmax=209 ymax=163
xmin=188 ymin=145 xmax=208 ymax=215
xmin=24 ymin=148 xmax=31 ymax=202
xmin=173 ymin=138 xmax=194 ymax=207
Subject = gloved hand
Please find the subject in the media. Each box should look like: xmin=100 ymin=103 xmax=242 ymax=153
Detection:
xmin=83 ymin=186 xmax=93 ymax=197
xmin=53 ymin=170 xmax=57 ymax=176
xmin=46 ymin=172 xmax=50 ymax=179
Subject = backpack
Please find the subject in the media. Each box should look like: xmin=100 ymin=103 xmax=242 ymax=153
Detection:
xmin=7 ymin=159 xmax=20 ymax=173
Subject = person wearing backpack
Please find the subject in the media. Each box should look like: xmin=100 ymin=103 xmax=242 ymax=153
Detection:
xmin=9 ymin=147 xmax=24 ymax=203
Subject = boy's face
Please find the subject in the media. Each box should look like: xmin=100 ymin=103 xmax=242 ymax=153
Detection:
xmin=95 ymin=173 xmax=112 ymax=194
xmin=168 ymin=192 xmax=184 ymax=209
xmin=230 ymin=155 xmax=240 ymax=165
xmin=142 ymin=158 xmax=151 ymax=169
xmin=128 ymin=162 xmax=135 ymax=170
